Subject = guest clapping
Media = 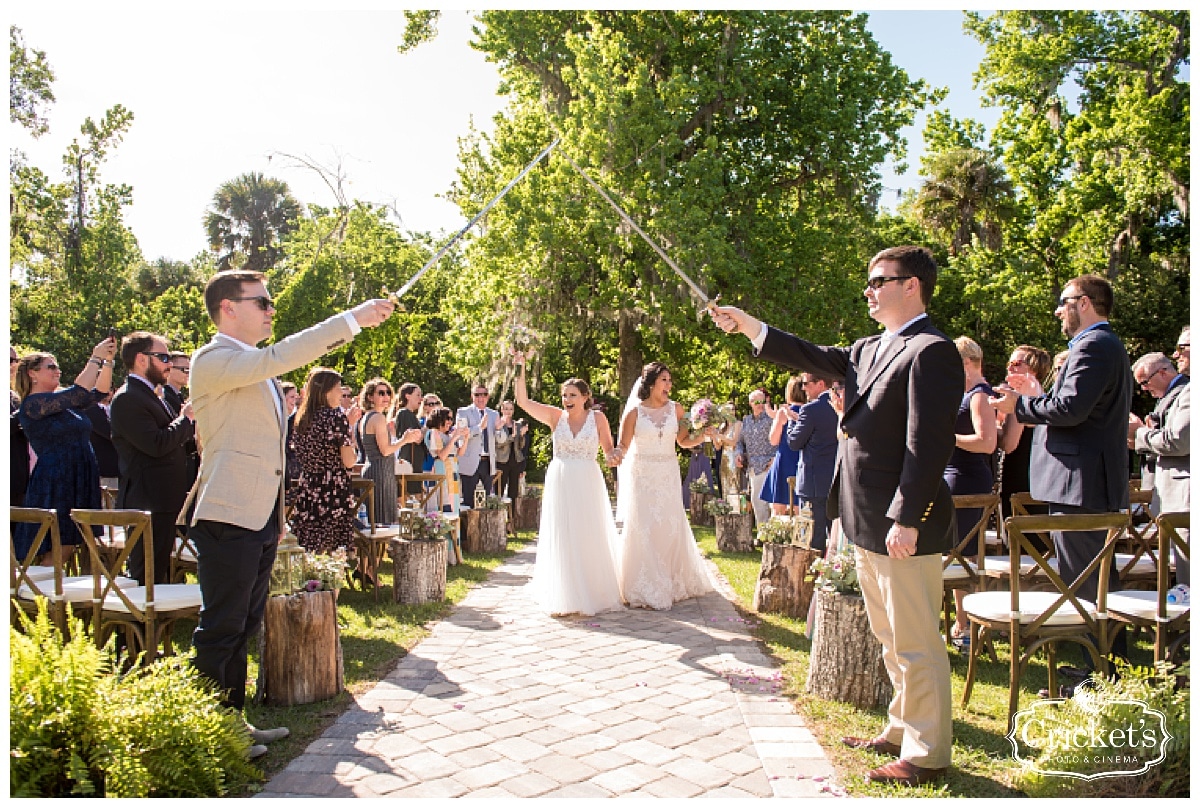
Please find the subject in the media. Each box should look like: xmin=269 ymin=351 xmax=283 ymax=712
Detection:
xmin=358 ymin=378 xmax=421 ymax=525
xmin=390 ymin=382 xmax=428 ymax=497
xmin=494 ymin=400 xmax=528 ymax=501
xmin=13 ymin=337 xmax=117 ymax=562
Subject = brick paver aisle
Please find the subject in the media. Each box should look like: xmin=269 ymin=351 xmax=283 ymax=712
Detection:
xmin=259 ymin=545 xmax=837 ymax=798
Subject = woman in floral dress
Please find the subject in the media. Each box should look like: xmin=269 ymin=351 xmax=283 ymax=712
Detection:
xmin=290 ymin=367 xmax=360 ymax=554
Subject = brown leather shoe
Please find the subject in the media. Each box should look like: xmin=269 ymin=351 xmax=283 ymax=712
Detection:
xmin=842 ymin=736 xmax=901 ymax=756
xmin=867 ymin=759 xmax=947 ymax=786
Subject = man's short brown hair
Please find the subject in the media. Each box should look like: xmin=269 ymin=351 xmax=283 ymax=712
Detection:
xmin=868 ymin=245 xmax=938 ymax=306
xmin=120 ymin=331 xmax=165 ymax=368
xmin=1068 ymin=273 xmax=1114 ymax=317
xmin=204 ymin=270 xmax=266 ymax=323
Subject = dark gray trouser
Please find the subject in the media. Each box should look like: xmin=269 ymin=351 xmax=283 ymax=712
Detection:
xmin=1048 ymin=502 xmax=1126 ymax=665
xmin=190 ymin=513 xmax=278 ymax=711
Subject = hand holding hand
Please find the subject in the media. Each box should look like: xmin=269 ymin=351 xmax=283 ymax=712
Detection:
xmin=885 ymin=523 xmax=918 ymax=559
xmin=707 ymin=304 xmax=762 ymax=338
xmin=350 ymin=298 xmax=396 ymax=329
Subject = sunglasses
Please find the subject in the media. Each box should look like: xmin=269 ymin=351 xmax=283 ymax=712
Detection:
xmin=231 ymin=295 xmax=274 ymax=311
xmin=865 ymin=275 xmax=912 ymax=290
xmin=172 ymin=366 xmax=190 ymax=374
xmin=1176 ymin=344 xmax=1190 ymax=351
xmin=1006 ymin=358 xmax=1028 ymax=369
xmin=9 ymin=357 xmax=18 ymax=364
xmin=376 ymin=390 xmax=392 ymax=397
xmin=39 ymin=363 xmax=60 ymax=372
xmin=749 ymin=399 xmax=765 ymax=405
xmin=1057 ymin=294 xmax=1087 ymax=307
xmin=142 ymin=351 xmax=172 ymax=363
xmin=473 ymin=392 xmax=488 ymax=397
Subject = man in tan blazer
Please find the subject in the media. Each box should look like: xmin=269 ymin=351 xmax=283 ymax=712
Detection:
xmin=185 ymin=270 xmax=394 ymax=756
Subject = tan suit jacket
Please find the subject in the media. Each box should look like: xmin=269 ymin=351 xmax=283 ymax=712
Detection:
xmin=185 ymin=315 xmax=354 ymax=532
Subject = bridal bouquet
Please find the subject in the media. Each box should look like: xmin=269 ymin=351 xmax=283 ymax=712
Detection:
xmin=684 ymin=398 xmax=735 ymax=435
xmin=502 ymin=324 xmax=542 ymax=360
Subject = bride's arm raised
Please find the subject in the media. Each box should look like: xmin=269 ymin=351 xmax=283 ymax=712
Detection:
xmin=513 ymin=355 xmax=560 ymax=430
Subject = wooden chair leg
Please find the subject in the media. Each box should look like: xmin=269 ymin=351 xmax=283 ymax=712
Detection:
xmin=961 ymin=621 xmax=981 ymax=708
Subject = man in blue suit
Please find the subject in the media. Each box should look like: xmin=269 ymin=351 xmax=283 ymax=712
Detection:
xmin=787 ymin=373 xmax=839 ymax=553
xmin=991 ymin=274 xmax=1133 ymax=669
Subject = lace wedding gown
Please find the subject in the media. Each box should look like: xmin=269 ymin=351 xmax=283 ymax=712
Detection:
xmin=527 ymin=409 xmax=624 ymax=616
xmin=616 ymin=402 xmax=714 ymax=610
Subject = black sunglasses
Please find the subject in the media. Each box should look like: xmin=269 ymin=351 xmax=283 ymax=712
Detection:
xmin=231 ymin=295 xmax=274 ymax=311
xmin=1057 ymin=294 xmax=1087 ymax=307
xmin=142 ymin=351 xmax=172 ymax=364
xmin=865 ymin=275 xmax=912 ymax=290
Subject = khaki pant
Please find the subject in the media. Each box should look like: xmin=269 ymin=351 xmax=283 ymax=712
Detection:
xmin=748 ymin=466 xmax=772 ymax=528
xmin=855 ymin=545 xmax=952 ymax=769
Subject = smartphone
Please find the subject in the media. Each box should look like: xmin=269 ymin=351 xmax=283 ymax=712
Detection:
xmin=107 ymin=327 xmax=119 ymax=342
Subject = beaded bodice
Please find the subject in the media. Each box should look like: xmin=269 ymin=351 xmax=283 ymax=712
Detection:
xmin=552 ymin=409 xmax=599 ymax=461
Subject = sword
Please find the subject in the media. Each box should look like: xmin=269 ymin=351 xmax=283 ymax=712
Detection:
xmin=384 ymin=138 xmax=560 ymax=304
xmin=558 ymin=149 xmax=717 ymax=311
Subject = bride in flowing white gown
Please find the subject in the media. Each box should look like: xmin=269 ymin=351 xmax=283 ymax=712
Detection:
xmin=514 ymin=354 xmax=624 ymax=616
xmin=614 ymin=362 xmax=715 ymax=610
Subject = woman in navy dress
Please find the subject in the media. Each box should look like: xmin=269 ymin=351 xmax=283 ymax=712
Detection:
xmin=944 ymin=337 xmax=997 ymax=649
xmin=13 ymin=338 xmax=118 ymax=561
xmin=760 ymin=376 xmax=806 ymax=515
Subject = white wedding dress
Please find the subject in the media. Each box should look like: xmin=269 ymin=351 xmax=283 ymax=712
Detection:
xmin=616 ymin=401 xmax=715 ymax=610
xmin=527 ymin=409 xmax=624 ymax=616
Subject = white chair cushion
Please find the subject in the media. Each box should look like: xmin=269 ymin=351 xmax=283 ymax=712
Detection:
xmin=1115 ymin=553 xmax=1156 ymax=576
xmin=103 ymin=583 xmax=203 ymax=613
xmin=22 ymin=565 xmax=57 ymax=582
xmin=963 ymin=590 xmax=1096 ymax=626
xmin=19 ymin=575 xmax=138 ymax=602
xmin=941 ymin=562 xmax=977 ymax=583
xmin=1107 ymin=590 xmax=1189 ymax=621
xmin=97 ymin=527 xmax=127 ymax=548
xmin=365 ymin=526 xmax=402 ymax=540
xmin=981 ymin=555 xmax=1058 ymax=576
xmin=983 ymin=528 xmax=1004 ymax=547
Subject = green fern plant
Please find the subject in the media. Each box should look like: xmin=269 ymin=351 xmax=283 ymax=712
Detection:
xmin=10 ymin=601 xmax=108 ymax=796
xmin=10 ymin=598 xmax=260 ymax=797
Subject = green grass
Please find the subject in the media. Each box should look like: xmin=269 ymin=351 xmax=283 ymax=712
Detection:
xmin=168 ymin=531 xmax=535 ymax=793
xmin=693 ymin=526 xmax=1158 ymax=798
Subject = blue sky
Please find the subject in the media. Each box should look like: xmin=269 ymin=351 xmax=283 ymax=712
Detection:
xmin=11 ymin=8 xmax=1002 ymax=261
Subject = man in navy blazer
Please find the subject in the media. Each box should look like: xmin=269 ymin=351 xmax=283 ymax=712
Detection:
xmin=992 ymin=274 xmax=1133 ymax=604
xmin=711 ymin=246 xmax=962 ymax=787
xmin=786 ymin=373 xmax=839 ymax=553
xmin=110 ymin=332 xmax=196 ymax=585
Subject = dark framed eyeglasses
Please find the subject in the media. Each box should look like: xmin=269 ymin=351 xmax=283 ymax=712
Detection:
xmin=376 ymin=389 xmax=393 ymax=397
xmin=142 ymin=351 xmax=172 ymax=364
xmin=473 ymin=391 xmax=488 ymax=398
xmin=1138 ymin=368 xmax=1166 ymax=390
xmin=865 ymin=275 xmax=913 ymax=291
xmin=231 ymin=295 xmax=275 ymax=311
xmin=39 ymin=363 xmax=60 ymax=372
xmin=1057 ymin=294 xmax=1087 ymax=307
xmin=172 ymin=366 xmax=190 ymax=374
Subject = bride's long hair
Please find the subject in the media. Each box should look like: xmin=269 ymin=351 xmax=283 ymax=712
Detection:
xmin=636 ymin=362 xmax=670 ymax=400
xmin=562 ymin=378 xmax=593 ymax=409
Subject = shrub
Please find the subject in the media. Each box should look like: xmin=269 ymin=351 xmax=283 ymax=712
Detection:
xmin=10 ymin=599 xmax=260 ymax=797
xmin=1018 ymin=659 xmax=1189 ymax=798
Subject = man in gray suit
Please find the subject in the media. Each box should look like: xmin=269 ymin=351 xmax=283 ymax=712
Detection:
xmin=1129 ymin=351 xmax=1189 ymax=585
xmin=711 ymin=246 xmax=962 ymax=787
xmin=456 ymin=383 xmax=498 ymax=503
xmin=992 ymin=274 xmax=1133 ymax=671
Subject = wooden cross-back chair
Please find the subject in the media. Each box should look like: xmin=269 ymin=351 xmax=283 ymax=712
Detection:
xmin=349 ymin=478 xmax=400 ymax=602
xmin=10 ymin=508 xmax=66 ymax=631
xmin=942 ymin=494 xmax=1002 ymax=654
xmin=70 ymin=509 xmax=202 ymax=665
xmin=1107 ymin=511 xmax=1190 ymax=664
xmin=961 ymin=512 xmax=1128 ymax=730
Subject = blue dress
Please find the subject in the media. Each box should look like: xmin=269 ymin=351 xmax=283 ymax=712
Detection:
xmin=760 ymin=405 xmax=803 ymax=505
xmin=14 ymin=385 xmax=105 ymax=558
xmin=944 ymin=381 xmax=996 ymax=542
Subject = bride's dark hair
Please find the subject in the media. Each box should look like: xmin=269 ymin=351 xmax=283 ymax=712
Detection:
xmin=636 ymin=362 xmax=670 ymax=400
xmin=561 ymin=378 xmax=593 ymax=409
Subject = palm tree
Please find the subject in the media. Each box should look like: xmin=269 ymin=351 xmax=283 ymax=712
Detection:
xmin=914 ymin=148 xmax=1015 ymax=256
xmin=204 ymin=172 xmax=302 ymax=272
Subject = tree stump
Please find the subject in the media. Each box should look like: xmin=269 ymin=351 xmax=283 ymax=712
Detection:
xmin=689 ymin=493 xmax=714 ymax=526
xmin=752 ymin=542 xmax=819 ymax=617
xmin=260 ymin=590 xmax=343 ymax=707
xmin=715 ymin=513 xmax=754 ymax=552
xmin=514 ymin=496 xmax=541 ymax=530
xmin=391 ymin=538 xmax=447 ymax=604
xmin=805 ymin=588 xmax=892 ymax=709
xmin=463 ymin=508 xmax=507 ymax=554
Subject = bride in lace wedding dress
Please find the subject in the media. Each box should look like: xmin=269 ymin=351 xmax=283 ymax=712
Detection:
xmin=614 ymin=362 xmax=715 ymax=610
xmin=514 ymin=355 xmax=624 ymax=616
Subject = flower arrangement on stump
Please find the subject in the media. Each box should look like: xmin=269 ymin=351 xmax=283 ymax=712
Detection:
xmin=411 ymin=511 xmax=456 ymax=543
xmin=809 ymin=547 xmax=860 ymax=594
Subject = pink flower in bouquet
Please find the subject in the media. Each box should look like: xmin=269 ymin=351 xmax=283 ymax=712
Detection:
xmin=690 ymin=398 xmax=715 ymax=429
xmin=304 ymin=579 xmax=322 ymax=592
